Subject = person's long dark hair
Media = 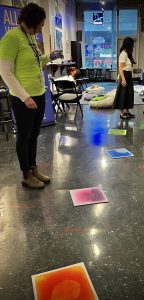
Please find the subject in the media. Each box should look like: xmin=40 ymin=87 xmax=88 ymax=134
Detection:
xmin=18 ymin=3 xmax=46 ymax=30
xmin=120 ymin=37 xmax=135 ymax=65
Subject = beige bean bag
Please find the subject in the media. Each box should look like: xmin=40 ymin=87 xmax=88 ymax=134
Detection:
xmin=90 ymin=96 xmax=114 ymax=108
xmin=86 ymin=85 xmax=105 ymax=95
xmin=106 ymin=89 xmax=117 ymax=97
xmin=89 ymin=89 xmax=116 ymax=108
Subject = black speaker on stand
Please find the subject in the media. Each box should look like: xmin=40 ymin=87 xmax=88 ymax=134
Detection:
xmin=71 ymin=41 xmax=82 ymax=69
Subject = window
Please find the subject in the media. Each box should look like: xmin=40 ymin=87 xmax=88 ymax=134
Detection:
xmin=119 ymin=9 xmax=138 ymax=36
xmin=84 ymin=10 xmax=116 ymax=70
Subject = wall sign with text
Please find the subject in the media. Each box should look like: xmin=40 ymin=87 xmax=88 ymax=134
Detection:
xmin=93 ymin=12 xmax=103 ymax=25
xmin=0 ymin=5 xmax=20 ymax=39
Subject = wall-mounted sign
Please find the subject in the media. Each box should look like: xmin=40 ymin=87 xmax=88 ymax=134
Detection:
xmin=93 ymin=12 xmax=103 ymax=25
xmin=0 ymin=5 xmax=20 ymax=38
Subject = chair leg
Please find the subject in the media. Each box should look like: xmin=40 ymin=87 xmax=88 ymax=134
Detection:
xmin=55 ymin=100 xmax=61 ymax=119
xmin=56 ymin=108 xmax=59 ymax=120
xmin=61 ymin=102 xmax=66 ymax=112
xmin=52 ymin=102 xmax=56 ymax=113
xmin=74 ymin=101 xmax=83 ymax=120
xmin=78 ymin=101 xmax=83 ymax=118
xmin=66 ymin=103 xmax=70 ymax=110
xmin=81 ymin=82 xmax=85 ymax=91
xmin=74 ymin=104 xmax=78 ymax=120
xmin=55 ymin=99 xmax=63 ymax=112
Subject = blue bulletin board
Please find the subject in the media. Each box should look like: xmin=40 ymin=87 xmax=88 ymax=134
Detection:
xmin=0 ymin=5 xmax=55 ymax=125
xmin=0 ymin=5 xmax=20 ymax=38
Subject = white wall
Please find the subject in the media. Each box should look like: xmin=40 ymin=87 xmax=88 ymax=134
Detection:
xmin=40 ymin=0 xmax=51 ymax=55
xmin=48 ymin=0 xmax=77 ymax=60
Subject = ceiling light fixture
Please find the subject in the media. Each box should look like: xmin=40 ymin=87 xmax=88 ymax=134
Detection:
xmin=100 ymin=0 xmax=105 ymax=5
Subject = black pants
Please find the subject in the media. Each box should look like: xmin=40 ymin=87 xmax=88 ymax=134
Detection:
xmin=10 ymin=94 xmax=45 ymax=171
xmin=113 ymin=71 xmax=134 ymax=110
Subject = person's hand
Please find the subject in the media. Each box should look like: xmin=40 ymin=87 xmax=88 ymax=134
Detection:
xmin=50 ymin=50 xmax=63 ymax=60
xmin=121 ymin=79 xmax=126 ymax=87
xmin=24 ymin=97 xmax=37 ymax=109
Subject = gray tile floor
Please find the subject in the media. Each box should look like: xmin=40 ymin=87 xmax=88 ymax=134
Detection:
xmin=1 ymin=90 xmax=144 ymax=300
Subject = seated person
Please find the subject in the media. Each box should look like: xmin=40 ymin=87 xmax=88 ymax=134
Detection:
xmin=54 ymin=66 xmax=76 ymax=83
xmin=68 ymin=67 xmax=86 ymax=92
xmin=52 ymin=67 xmax=82 ymax=94
xmin=67 ymin=67 xmax=82 ymax=93
xmin=67 ymin=66 xmax=77 ymax=82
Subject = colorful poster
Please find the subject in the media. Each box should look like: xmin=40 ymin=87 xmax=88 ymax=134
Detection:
xmin=32 ymin=262 xmax=99 ymax=300
xmin=108 ymin=129 xmax=127 ymax=135
xmin=70 ymin=187 xmax=108 ymax=206
xmin=105 ymin=148 xmax=134 ymax=159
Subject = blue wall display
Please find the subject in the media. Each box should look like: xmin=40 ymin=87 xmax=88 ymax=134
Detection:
xmin=43 ymin=70 xmax=55 ymax=125
xmin=55 ymin=11 xmax=62 ymax=29
xmin=93 ymin=12 xmax=103 ymax=25
xmin=0 ymin=5 xmax=55 ymax=126
xmin=55 ymin=29 xmax=63 ymax=50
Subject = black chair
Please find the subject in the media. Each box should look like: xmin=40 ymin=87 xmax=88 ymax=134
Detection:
xmin=86 ymin=68 xmax=95 ymax=81
xmin=0 ymin=87 xmax=14 ymax=141
xmin=54 ymin=80 xmax=83 ymax=120
xmin=75 ymin=69 xmax=89 ymax=91
xmin=50 ymin=77 xmax=70 ymax=112
xmin=105 ymin=68 xmax=111 ymax=81
xmin=95 ymin=68 xmax=103 ymax=81
xmin=50 ymin=90 xmax=63 ymax=113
